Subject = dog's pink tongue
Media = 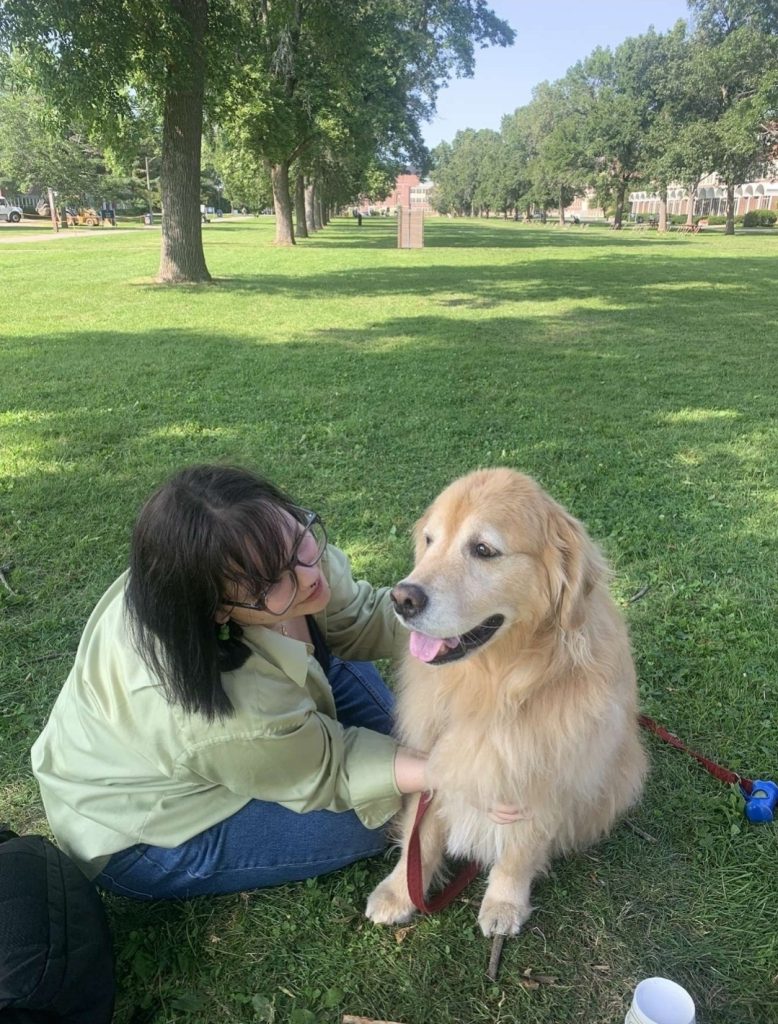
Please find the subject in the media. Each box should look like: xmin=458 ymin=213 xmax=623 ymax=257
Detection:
xmin=409 ymin=631 xmax=458 ymax=662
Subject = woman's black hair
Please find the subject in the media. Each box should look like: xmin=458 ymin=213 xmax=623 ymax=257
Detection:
xmin=124 ymin=465 xmax=305 ymax=720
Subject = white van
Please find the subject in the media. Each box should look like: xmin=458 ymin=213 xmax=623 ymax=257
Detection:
xmin=0 ymin=197 xmax=23 ymax=223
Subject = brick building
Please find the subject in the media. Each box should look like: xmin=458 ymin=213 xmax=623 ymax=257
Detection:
xmin=359 ymin=173 xmax=434 ymax=214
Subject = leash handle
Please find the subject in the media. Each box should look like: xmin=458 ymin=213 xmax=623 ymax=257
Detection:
xmin=407 ymin=792 xmax=479 ymax=914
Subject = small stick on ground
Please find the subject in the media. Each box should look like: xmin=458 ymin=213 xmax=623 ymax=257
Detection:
xmin=343 ymin=1017 xmax=407 ymax=1024
xmin=0 ymin=563 xmax=16 ymax=596
xmin=624 ymin=818 xmax=657 ymax=843
xmin=487 ymin=933 xmax=506 ymax=981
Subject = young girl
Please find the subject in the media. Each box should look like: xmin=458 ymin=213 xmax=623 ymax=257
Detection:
xmin=32 ymin=465 xmax=428 ymax=899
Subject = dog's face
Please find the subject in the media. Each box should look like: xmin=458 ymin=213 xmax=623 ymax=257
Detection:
xmin=392 ymin=468 xmax=601 ymax=666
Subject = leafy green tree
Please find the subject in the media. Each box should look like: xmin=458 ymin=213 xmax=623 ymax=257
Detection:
xmin=0 ymin=83 xmax=106 ymax=203
xmin=633 ymin=22 xmax=692 ymax=231
xmin=499 ymin=108 xmax=534 ymax=219
xmin=689 ymin=0 xmax=778 ymax=36
xmin=568 ymin=39 xmax=663 ymax=228
xmin=1 ymin=0 xmax=219 ymax=281
xmin=472 ymin=131 xmax=512 ymax=216
xmin=686 ymin=2 xmax=778 ymax=232
xmin=430 ymin=130 xmax=486 ymax=215
xmin=220 ymin=0 xmax=513 ymax=244
xmin=520 ymin=80 xmax=588 ymax=223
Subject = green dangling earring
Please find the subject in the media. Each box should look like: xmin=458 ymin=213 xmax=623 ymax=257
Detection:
xmin=218 ymin=621 xmax=230 ymax=642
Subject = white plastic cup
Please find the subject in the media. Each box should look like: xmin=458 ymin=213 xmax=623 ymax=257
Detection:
xmin=625 ymin=977 xmax=696 ymax=1024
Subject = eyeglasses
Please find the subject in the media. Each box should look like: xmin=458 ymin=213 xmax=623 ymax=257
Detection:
xmin=226 ymin=510 xmax=328 ymax=616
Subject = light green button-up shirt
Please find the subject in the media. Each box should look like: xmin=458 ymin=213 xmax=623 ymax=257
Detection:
xmin=31 ymin=545 xmax=403 ymax=879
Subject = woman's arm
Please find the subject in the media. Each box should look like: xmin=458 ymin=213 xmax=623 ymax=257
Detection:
xmin=393 ymin=747 xmax=429 ymax=794
xmin=316 ymin=546 xmax=400 ymax=662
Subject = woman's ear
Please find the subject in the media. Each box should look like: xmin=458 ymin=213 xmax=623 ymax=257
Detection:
xmin=544 ymin=501 xmax=606 ymax=635
xmin=214 ymin=607 xmax=230 ymax=624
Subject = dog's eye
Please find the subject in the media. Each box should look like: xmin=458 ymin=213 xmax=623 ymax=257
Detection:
xmin=424 ymin=533 xmax=432 ymax=546
xmin=473 ymin=542 xmax=498 ymax=559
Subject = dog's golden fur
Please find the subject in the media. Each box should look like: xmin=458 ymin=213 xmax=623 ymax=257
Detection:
xmin=366 ymin=468 xmax=647 ymax=936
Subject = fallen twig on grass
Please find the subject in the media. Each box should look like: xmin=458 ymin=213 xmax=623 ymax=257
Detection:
xmin=0 ymin=562 xmax=16 ymax=596
xmin=343 ymin=1016 xmax=407 ymax=1024
xmin=624 ymin=818 xmax=657 ymax=843
xmin=627 ymin=585 xmax=650 ymax=604
xmin=517 ymin=967 xmax=560 ymax=989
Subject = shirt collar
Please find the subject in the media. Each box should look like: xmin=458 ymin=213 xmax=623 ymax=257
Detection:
xmin=240 ymin=624 xmax=313 ymax=688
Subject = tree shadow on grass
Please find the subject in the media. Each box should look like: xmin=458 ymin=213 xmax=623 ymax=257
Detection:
xmin=3 ymin=307 xmax=776 ymax=1024
xmin=170 ymin=253 xmax=777 ymax=336
xmin=304 ymin=217 xmax=729 ymax=250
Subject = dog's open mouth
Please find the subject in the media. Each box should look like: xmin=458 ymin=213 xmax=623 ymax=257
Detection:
xmin=408 ymin=614 xmax=505 ymax=665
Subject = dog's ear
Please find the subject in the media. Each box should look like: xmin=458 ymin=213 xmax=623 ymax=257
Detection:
xmin=544 ymin=501 xmax=606 ymax=637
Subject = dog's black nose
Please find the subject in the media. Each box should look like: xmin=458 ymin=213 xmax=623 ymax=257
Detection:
xmin=390 ymin=582 xmax=428 ymax=619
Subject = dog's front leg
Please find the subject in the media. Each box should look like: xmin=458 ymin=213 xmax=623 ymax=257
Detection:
xmin=365 ymin=794 xmax=447 ymax=925
xmin=478 ymin=831 xmax=551 ymax=937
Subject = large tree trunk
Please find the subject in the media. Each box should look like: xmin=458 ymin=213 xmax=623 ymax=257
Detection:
xmin=613 ymin=183 xmax=626 ymax=229
xmin=725 ymin=182 xmax=735 ymax=235
xmin=158 ymin=0 xmax=210 ymax=282
xmin=686 ymin=186 xmax=696 ymax=227
xmin=314 ymin=195 xmax=324 ymax=230
xmin=304 ymin=180 xmax=316 ymax=233
xmin=271 ymin=161 xmax=295 ymax=245
xmin=658 ymin=187 xmax=668 ymax=232
xmin=294 ymin=172 xmax=308 ymax=238
xmin=558 ymin=189 xmax=565 ymax=225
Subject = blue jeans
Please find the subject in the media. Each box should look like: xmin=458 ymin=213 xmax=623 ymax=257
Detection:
xmin=96 ymin=657 xmax=395 ymax=900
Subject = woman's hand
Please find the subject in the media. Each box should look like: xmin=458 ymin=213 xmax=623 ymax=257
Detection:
xmin=393 ymin=747 xmax=429 ymax=795
xmin=393 ymin=751 xmax=527 ymax=824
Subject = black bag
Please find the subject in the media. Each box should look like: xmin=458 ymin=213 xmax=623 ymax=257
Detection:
xmin=0 ymin=827 xmax=115 ymax=1023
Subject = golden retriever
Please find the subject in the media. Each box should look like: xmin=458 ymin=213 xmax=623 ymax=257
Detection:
xmin=366 ymin=468 xmax=647 ymax=936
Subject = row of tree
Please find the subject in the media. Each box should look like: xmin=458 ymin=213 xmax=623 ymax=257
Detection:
xmin=431 ymin=0 xmax=778 ymax=232
xmin=0 ymin=0 xmax=514 ymax=280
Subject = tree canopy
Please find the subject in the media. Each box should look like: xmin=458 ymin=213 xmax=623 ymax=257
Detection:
xmin=0 ymin=0 xmax=513 ymax=271
xmin=429 ymin=0 xmax=778 ymax=231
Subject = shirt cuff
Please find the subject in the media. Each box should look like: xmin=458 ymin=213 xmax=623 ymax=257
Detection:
xmin=343 ymin=727 xmax=402 ymax=829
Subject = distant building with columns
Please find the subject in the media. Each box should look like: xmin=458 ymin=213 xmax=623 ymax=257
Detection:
xmin=630 ymin=171 xmax=778 ymax=218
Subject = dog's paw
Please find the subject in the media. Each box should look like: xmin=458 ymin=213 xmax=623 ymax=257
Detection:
xmin=365 ymin=879 xmax=416 ymax=925
xmin=477 ymin=897 xmax=528 ymax=937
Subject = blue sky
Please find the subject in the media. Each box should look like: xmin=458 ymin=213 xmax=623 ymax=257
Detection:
xmin=422 ymin=0 xmax=691 ymax=149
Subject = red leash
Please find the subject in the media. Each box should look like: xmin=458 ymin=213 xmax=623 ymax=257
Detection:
xmin=407 ymin=792 xmax=480 ymax=914
xmin=638 ymin=714 xmax=754 ymax=795
xmin=407 ymin=718 xmax=759 ymax=917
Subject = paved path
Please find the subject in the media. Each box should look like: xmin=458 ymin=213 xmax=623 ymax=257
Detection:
xmin=0 ymin=226 xmax=143 ymax=244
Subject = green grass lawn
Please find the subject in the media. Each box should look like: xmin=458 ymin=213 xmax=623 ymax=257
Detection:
xmin=1 ymin=216 xmax=776 ymax=1023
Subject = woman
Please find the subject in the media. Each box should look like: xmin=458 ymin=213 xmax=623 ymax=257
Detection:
xmin=31 ymin=465 xmax=429 ymax=900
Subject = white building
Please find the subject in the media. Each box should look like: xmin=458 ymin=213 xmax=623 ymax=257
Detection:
xmin=630 ymin=172 xmax=778 ymax=218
